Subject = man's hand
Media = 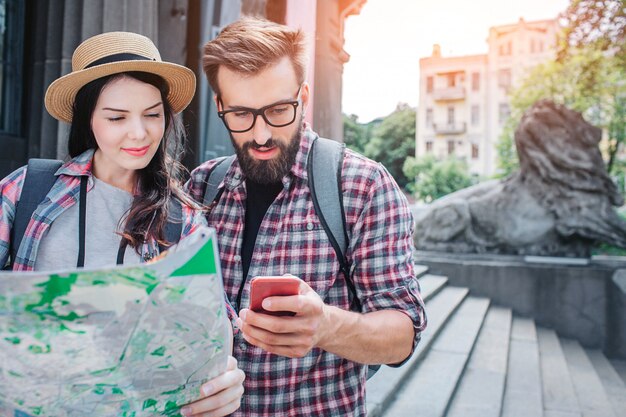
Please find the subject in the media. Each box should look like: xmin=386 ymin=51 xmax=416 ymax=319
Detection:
xmin=180 ymin=355 xmax=245 ymax=417
xmin=238 ymin=276 xmax=415 ymax=364
xmin=236 ymin=279 xmax=333 ymax=358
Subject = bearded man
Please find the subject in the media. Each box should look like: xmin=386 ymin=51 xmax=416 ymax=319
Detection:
xmin=185 ymin=17 xmax=426 ymax=417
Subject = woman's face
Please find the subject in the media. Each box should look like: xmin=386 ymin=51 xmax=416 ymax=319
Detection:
xmin=90 ymin=76 xmax=165 ymax=182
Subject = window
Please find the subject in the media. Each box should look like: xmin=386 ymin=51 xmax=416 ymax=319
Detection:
xmin=447 ymin=73 xmax=456 ymax=87
xmin=426 ymin=141 xmax=433 ymax=153
xmin=498 ymin=40 xmax=512 ymax=56
xmin=447 ymin=140 xmax=455 ymax=155
xmin=426 ymin=76 xmax=434 ymax=94
xmin=498 ymin=68 xmax=511 ymax=89
xmin=471 ymin=105 xmax=480 ymax=126
xmin=447 ymin=106 xmax=455 ymax=124
xmin=426 ymin=108 xmax=433 ymax=127
xmin=472 ymin=144 xmax=479 ymax=159
xmin=0 ymin=0 xmax=25 ymax=135
xmin=530 ymin=39 xmax=536 ymax=53
xmin=499 ymin=103 xmax=510 ymax=124
xmin=471 ymin=72 xmax=480 ymax=91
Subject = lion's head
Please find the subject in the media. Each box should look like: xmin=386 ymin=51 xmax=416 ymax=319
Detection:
xmin=514 ymin=100 xmax=626 ymax=247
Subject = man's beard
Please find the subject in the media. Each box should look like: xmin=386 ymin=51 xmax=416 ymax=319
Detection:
xmin=231 ymin=118 xmax=303 ymax=185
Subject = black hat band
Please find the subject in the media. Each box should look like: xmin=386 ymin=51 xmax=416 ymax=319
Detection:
xmin=85 ymin=53 xmax=156 ymax=69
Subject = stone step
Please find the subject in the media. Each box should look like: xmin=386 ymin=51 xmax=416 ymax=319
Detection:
xmin=609 ymin=358 xmax=626 ymax=386
xmin=586 ymin=349 xmax=626 ymax=416
xmin=446 ymin=306 xmax=512 ymax=417
xmin=366 ymin=285 xmax=469 ymax=417
xmin=501 ymin=317 xmax=543 ymax=417
xmin=415 ymin=264 xmax=429 ymax=278
xmin=537 ymin=328 xmax=581 ymax=416
xmin=418 ymin=274 xmax=448 ymax=302
xmin=560 ymin=340 xmax=616 ymax=417
xmin=381 ymin=296 xmax=490 ymax=417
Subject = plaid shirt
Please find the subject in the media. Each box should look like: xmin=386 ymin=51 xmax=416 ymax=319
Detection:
xmin=0 ymin=149 xmax=202 ymax=271
xmin=186 ymin=127 xmax=426 ymax=416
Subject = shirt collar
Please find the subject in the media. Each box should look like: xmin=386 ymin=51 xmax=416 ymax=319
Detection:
xmin=56 ymin=148 xmax=95 ymax=177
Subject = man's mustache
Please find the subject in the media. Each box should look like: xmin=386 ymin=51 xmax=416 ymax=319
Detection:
xmin=245 ymin=139 xmax=279 ymax=150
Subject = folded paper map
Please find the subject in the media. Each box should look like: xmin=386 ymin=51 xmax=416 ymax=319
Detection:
xmin=0 ymin=226 xmax=230 ymax=417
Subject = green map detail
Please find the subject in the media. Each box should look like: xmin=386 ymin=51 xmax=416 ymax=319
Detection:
xmin=151 ymin=346 xmax=166 ymax=356
xmin=26 ymin=274 xmax=79 ymax=319
xmin=142 ymin=398 xmax=157 ymax=410
xmin=171 ymin=237 xmax=217 ymax=277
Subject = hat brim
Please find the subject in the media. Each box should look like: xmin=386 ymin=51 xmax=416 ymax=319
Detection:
xmin=45 ymin=60 xmax=196 ymax=123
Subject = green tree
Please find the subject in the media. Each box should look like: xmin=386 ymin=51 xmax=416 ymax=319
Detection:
xmin=403 ymin=155 xmax=474 ymax=202
xmin=496 ymin=0 xmax=626 ymax=178
xmin=558 ymin=0 xmax=625 ymax=69
xmin=342 ymin=113 xmax=368 ymax=154
xmin=496 ymin=48 xmax=626 ymax=177
xmin=363 ymin=103 xmax=416 ymax=189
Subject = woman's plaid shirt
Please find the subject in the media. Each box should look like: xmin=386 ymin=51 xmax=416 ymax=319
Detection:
xmin=186 ymin=128 xmax=427 ymax=416
xmin=0 ymin=149 xmax=202 ymax=271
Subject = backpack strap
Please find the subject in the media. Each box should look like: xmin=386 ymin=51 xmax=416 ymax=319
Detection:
xmin=308 ymin=138 xmax=378 ymax=377
xmin=9 ymin=158 xmax=63 ymax=268
xmin=308 ymin=137 xmax=362 ymax=311
xmin=203 ymin=155 xmax=236 ymax=206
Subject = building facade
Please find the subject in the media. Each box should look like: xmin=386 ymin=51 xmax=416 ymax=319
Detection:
xmin=0 ymin=0 xmax=365 ymax=178
xmin=416 ymin=18 xmax=559 ymax=177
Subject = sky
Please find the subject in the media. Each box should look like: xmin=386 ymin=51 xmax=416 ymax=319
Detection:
xmin=342 ymin=0 xmax=571 ymax=123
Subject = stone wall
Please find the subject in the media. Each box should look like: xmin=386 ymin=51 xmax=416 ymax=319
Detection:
xmin=415 ymin=251 xmax=626 ymax=359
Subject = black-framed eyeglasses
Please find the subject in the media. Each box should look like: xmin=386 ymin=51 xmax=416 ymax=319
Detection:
xmin=217 ymin=85 xmax=302 ymax=133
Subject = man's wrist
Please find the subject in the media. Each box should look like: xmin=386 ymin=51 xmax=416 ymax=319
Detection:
xmin=316 ymin=304 xmax=355 ymax=352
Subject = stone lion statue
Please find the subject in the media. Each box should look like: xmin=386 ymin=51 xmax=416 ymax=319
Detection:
xmin=414 ymin=100 xmax=626 ymax=256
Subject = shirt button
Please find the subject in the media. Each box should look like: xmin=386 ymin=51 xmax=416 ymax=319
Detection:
xmin=239 ymin=342 xmax=247 ymax=351
xmin=307 ymin=222 xmax=314 ymax=230
xmin=233 ymin=255 xmax=241 ymax=262
xmin=234 ymin=173 xmax=241 ymax=180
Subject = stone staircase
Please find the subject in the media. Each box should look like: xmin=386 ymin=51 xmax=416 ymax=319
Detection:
xmin=366 ymin=268 xmax=626 ymax=417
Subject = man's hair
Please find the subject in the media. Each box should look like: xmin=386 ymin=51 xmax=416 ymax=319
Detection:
xmin=203 ymin=17 xmax=308 ymax=95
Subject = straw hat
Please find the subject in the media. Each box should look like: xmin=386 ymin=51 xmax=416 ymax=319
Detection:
xmin=45 ymin=31 xmax=196 ymax=123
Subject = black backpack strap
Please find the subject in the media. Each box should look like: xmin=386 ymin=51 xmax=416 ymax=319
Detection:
xmin=308 ymin=137 xmax=361 ymax=311
xmin=202 ymin=155 xmax=236 ymax=206
xmin=9 ymin=158 xmax=63 ymax=268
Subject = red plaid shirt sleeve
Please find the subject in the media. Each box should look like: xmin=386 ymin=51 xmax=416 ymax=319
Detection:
xmin=0 ymin=166 xmax=26 ymax=268
xmin=343 ymin=153 xmax=426 ymax=364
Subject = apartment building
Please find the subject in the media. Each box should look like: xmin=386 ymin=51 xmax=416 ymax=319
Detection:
xmin=416 ymin=18 xmax=559 ymax=177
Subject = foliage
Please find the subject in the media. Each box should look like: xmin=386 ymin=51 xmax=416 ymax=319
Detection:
xmin=362 ymin=104 xmax=416 ymax=190
xmin=403 ymin=155 xmax=474 ymax=202
xmin=558 ymin=0 xmax=626 ymax=69
xmin=342 ymin=113 xmax=368 ymax=155
xmin=495 ymin=46 xmax=626 ymax=177
xmin=496 ymin=0 xmax=626 ymax=179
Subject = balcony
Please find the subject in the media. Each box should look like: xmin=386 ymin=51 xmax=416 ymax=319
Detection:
xmin=432 ymin=86 xmax=466 ymax=101
xmin=433 ymin=122 xmax=467 ymax=135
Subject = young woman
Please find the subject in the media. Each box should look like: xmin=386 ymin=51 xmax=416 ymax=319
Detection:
xmin=0 ymin=32 xmax=243 ymax=416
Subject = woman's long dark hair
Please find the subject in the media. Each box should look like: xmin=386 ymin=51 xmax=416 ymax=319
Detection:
xmin=68 ymin=71 xmax=196 ymax=251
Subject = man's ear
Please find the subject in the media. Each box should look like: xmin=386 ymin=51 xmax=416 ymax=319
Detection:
xmin=300 ymin=82 xmax=310 ymax=114
xmin=213 ymin=94 xmax=220 ymax=110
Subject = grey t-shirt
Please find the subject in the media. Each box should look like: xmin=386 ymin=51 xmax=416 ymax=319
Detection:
xmin=35 ymin=177 xmax=142 ymax=271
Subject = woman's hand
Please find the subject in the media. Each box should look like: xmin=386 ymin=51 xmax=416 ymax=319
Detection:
xmin=180 ymin=355 xmax=245 ymax=416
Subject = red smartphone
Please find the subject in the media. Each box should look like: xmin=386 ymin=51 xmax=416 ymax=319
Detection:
xmin=249 ymin=276 xmax=301 ymax=316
